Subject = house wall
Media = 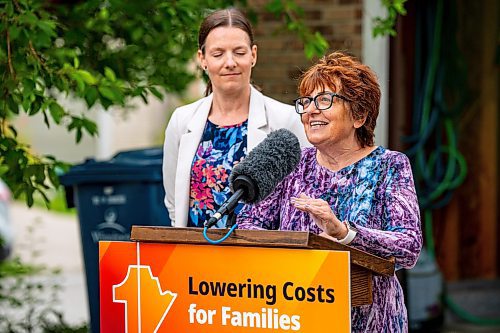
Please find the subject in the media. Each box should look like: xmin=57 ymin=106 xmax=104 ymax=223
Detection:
xmin=249 ymin=0 xmax=390 ymax=146
xmin=249 ymin=0 xmax=363 ymax=103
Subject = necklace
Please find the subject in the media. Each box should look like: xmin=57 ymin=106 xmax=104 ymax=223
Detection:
xmin=317 ymin=146 xmax=378 ymax=172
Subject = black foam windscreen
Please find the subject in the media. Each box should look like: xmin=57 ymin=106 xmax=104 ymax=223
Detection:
xmin=229 ymin=128 xmax=301 ymax=203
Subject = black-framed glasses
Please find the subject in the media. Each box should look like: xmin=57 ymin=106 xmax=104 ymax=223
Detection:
xmin=293 ymin=92 xmax=351 ymax=114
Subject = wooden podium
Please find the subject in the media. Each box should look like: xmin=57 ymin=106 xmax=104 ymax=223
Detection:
xmin=131 ymin=226 xmax=395 ymax=307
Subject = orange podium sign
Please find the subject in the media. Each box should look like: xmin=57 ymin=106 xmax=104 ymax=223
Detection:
xmin=99 ymin=241 xmax=351 ymax=333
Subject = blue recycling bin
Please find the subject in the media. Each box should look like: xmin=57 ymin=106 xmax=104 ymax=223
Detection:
xmin=60 ymin=147 xmax=171 ymax=333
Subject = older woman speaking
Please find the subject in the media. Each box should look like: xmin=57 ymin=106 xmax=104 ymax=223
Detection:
xmin=237 ymin=51 xmax=422 ymax=332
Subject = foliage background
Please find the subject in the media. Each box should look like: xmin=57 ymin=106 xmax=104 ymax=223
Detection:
xmin=0 ymin=0 xmax=404 ymax=207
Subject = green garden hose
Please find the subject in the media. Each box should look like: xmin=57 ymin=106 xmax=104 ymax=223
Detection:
xmin=406 ymin=0 xmax=500 ymax=326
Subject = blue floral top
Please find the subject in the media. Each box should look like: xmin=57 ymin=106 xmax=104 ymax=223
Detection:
xmin=188 ymin=119 xmax=248 ymax=228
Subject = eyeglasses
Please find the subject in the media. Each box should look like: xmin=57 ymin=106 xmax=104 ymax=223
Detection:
xmin=293 ymin=92 xmax=351 ymax=114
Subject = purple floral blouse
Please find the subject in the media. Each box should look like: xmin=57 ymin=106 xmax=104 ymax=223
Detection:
xmin=237 ymin=146 xmax=422 ymax=332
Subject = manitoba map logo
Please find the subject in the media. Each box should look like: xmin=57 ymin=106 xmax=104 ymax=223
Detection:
xmin=113 ymin=265 xmax=177 ymax=333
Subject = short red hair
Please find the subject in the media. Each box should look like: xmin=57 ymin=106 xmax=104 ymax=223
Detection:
xmin=298 ymin=52 xmax=381 ymax=147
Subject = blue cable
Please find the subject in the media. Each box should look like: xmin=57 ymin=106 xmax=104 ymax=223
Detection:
xmin=203 ymin=223 xmax=239 ymax=244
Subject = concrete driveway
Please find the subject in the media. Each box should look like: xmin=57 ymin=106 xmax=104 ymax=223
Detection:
xmin=9 ymin=201 xmax=89 ymax=327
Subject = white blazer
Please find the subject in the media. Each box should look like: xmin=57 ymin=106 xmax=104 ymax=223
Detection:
xmin=162 ymin=85 xmax=309 ymax=227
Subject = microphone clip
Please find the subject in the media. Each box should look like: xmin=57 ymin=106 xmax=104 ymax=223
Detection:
xmin=226 ymin=211 xmax=237 ymax=228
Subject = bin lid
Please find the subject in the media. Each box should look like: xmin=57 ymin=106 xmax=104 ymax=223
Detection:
xmin=60 ymin=147 xmax=164 ymax=185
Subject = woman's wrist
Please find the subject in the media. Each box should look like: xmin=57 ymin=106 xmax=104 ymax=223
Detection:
xmin=326 ymin=220 xmax=357 ymax=245
xmin=332 ymin=221 xmax=349 ymax=239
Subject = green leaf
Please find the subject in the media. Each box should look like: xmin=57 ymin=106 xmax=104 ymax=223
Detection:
xmin=98 ymin=86 xmax=117 ymax=101
xmin=132 ymin=86 xmax=145 ymax=97
xmin=42 ymin=110 xmax=50 ymax=128
xmin=110 ymin=86 xmax=125 ymax=104
xmin=76 ymin=128 xmax=82 ymax=143
xmin=22 ymin=79 xmax=35 ymax=96
xmin=37 ymin=20 xmax=57 ymax=36
xmin=0 ymin=165 xmax=8 ymax=176
xmin=7 ymin=95 xmax=19 ymax=114
xmin=26 ymin=190 xmax=34 ymax=207
xmin=304 ymin=43 xmax=315 ymax=60
xmin=5 ymin=1 xmax=13 ymax=16
xmin=28 ymin=96 xmax=43 ymax=116
xmin=148 ymin=86 xmax=164 ymax=101
xmin=131 ymin=27 xmax=144 ymax=41
xmin=82 ymin=118 xmax=98 ymax=136
xmin=36 ymin=188 xmax=50 ymax=207
xmin=76 ymin=70 xmax=97 ymax=85
xmin=265 ymin=0 xmax=284 ymax=14
xmin=100 ymin=97 xmax=113 ymax=109
xmin=49 ymin=102 xmax=65 ymax=124
xmin=104 ymin=67 xmax=116 ymax=82
xmin=394 ymin=0 xmax=408 ymax=14
xmin=309 ymin=32 xmax=328 ymax=57
xmin=84 ymin=86 xmax=99 ymax=107
xmin=8 ymin=125 xmax=17 ymax=137
xmin=8 ymin=26 xmax=21 ymax=40
xmin=21 ymin=12 xmax=39 ymax=26
xmin=47 ymin=168 xmax=60 ymax=187
xmin=140 ymin=92 xmax=148 ymax=104
xmin=287 ymin=21 xmax=299 ymax=31
xmin=99 ymin=8 xmax=109 ymax=20
xmin=69 ymin=73 xmax=85 ymax=92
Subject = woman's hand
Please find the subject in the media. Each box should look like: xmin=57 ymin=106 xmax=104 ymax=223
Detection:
xmin=290 ymin=193 xmax=348 ymax=239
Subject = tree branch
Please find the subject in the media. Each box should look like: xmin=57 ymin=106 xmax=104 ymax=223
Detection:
xmin=12 ymin=0 xmax=22 ymax=12
xmin=6 ymin=29 xmax=16 ymax=79
xmin=28 ymin=40 xmax=48 ymax=71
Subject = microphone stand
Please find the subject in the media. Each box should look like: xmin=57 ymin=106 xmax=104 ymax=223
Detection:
xmin=203 ymin=175 xmax=255 ymax=244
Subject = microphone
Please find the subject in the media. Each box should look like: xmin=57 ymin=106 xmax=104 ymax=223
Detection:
xmin=204 ymin=129 xmax=302 ymax=228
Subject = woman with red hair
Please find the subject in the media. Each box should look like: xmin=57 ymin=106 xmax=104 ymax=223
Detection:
xmin=238 ymin=51 xmax=422 ymax=332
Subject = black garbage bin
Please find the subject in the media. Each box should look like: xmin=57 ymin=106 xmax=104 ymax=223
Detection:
xmin=60 ymin=147 xmax=171 ymax=333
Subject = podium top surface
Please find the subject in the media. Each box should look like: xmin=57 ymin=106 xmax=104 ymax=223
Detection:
xmin=131 ymin=226 xmax=395 ymax=277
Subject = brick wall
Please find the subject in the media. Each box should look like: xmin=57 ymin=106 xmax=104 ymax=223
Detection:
xmin=249 ymin=0 xmax=363 ymax=104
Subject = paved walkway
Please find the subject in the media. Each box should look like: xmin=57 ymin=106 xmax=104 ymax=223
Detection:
xmin=9 ymin=201 xmax=88 ymax=327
